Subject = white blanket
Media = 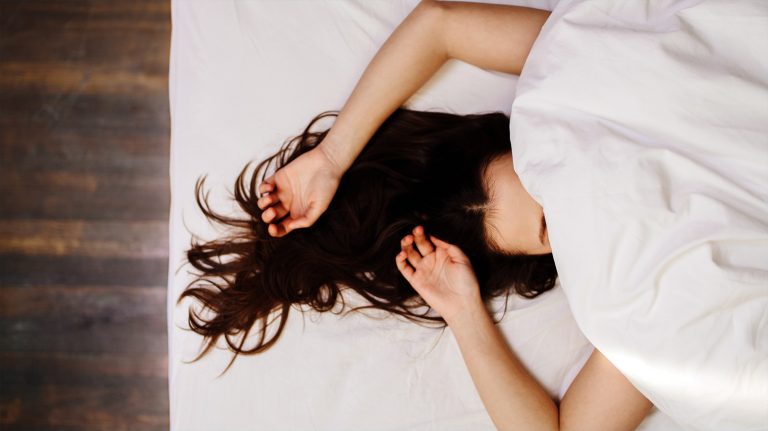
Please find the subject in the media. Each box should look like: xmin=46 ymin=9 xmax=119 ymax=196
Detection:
xmin=509 ymin=1 xmax=768 ymax=430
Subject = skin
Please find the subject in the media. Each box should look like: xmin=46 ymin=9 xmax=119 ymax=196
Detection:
xmin=398 ymin=227 xmax=653 ymax=431
xmin=484 ymin=151 xmax=551 ymax=255
xmin=257 ymin=0 xmax=550 ymax=236
xmin=258 ymin=1 xmax=654 ymax=429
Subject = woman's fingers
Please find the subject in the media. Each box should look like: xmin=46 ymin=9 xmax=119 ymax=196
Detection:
xmin=395 ymin=251 xmax=415 ymax=279
xmin=430 ymin=235 xmax=467 ymax=260
xmin=267 ymin=223 xmax=284 ymax=238
xmin=259 ymin=177 xmax=275 ymax=195
xmin=261 ymin=203 xmax=289 ymax=224
xmin=412 ymin=226 xmax=435 ymax=256
xmin=429 ymin=235 xmax=450 ymax=249
xmin=257 ymin=194 xmax=276 ymax=210
xmin=291 ymin=201 xmax=321 ymax=230
xmin=402 ymin=235 xmax=422 ymax=266
xmin=430 ymin=235 xmax=459 ymax=253
xmin=283 ymin=214 xmax=311 ymax=233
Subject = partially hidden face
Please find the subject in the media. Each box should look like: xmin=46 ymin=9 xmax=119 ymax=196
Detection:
xmin=482 ymin=151 xmax=551 ymax=256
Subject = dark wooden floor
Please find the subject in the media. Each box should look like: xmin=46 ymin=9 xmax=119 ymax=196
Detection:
xmin=0 ymin=1 xmax=171 ymax=430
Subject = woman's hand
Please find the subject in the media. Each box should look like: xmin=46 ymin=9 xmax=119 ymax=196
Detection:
xmin=395 ymin=226 xmax=483 ymax=325
xmin=257 ymin=146 xmax=344 ymax=237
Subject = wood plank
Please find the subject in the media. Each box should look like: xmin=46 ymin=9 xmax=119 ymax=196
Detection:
xmin=0 ymin=182 xmax=170 ymax=221
xmin=1 ymin=126 xmax=170 ymax=161
xmin=0 ymin=220 xmax=168 ymax=258
xmin=0 ymin=1 xmax=170 ymax=67
xmin=0 ymin=63 xmax=168 ymax=97
xmin=0 ymin=154 xmax=169 ymax=177
xmin=0 ymin=160 xmax=170 ymax=221
xmin=0 ymin=92 xmax=169 ymax=131
xmin=0 ymin=285 xmax=167 ymax=354
xmin=0 ymin=382 xmax=169 ymax=431
xmin=0 ymin=285 xmax=166 ymax=320
xmin=0 ymin=351 xmax=167 ymax=384
xmin=0 ymin=0 xmax=170 ymax=15
xmin=0 ymin=168 xmax=167 ymax=193
xmin=0 ymin=1 xmax=170 ymax=20
xmin=0 ymin=322 xmax=168 ymax=355
xmin=0 ymin=255 xmax=169 ymax=287
xmin=0 ymin=315 xmax=168 ymax=355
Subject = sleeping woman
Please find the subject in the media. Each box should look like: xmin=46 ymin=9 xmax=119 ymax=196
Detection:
xmin=180 ymin=1 xmax=654 ymax=430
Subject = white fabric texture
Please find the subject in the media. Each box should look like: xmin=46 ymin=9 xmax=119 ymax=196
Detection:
xmin=168 ymin=1 xmax=681 ymax=430
xmin=510 ymin=0 xmax=768 ymax=430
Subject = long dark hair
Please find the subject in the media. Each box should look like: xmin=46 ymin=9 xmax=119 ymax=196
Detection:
xmin=178 ymin=108 xmax=558 ymax=374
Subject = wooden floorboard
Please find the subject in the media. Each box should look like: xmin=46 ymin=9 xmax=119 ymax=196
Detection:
xmin=0 ymin=0 xmax=171 ymax=429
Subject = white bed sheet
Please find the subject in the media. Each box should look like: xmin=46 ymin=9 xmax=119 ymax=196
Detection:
xmin=510 ymin=0 xmax=768 ymax=430
xmin=167 ymin=1 xmax=678 ymax=429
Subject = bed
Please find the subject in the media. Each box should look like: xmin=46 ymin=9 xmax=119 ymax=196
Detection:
xmin=167 ymin=0 xmax=765 ymax=430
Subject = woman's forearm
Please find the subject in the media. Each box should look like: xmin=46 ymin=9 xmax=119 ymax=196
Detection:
xmin=449 ymin=302 xmax=559 ymax=431
xmin=318 ymin=0 xmax=551 ymax=173
xmin=318 ymin=0 xmax=447 ymax=172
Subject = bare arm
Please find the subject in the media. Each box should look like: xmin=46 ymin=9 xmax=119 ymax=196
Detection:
xmin=319 ymin=0 xmax=550 ymax=172
xmin=399 ymin=229 xmax=654 ymax=431
xmin=559 ymin=345 xmax=655 ymax=430
xmin=258 ymin=1 xmax=550 ymax=236
xmin=450 ymin=302 xmax=654 ymax=431
xmin=450 ymin=303 xmax=559 ymax=430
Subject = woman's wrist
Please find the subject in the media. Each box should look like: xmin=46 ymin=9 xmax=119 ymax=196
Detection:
xmin=445 ymin=295 xmax=491 ymax=330
xmin=318 ymin=117 xmax=376 ymax=174
xmin=316 ymin=137 xmax=349 ymax=179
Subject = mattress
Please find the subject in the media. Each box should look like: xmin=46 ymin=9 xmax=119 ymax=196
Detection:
xmin=168 ymin=1 xmax=681 ymax=429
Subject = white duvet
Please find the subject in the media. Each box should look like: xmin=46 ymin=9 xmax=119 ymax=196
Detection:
xmin=510 ymin=0 xmax=768 ymax=430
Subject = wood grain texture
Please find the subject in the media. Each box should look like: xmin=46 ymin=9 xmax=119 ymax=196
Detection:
xmin=0 ymin=220 xmax=168 ymax=257
xmin=0 ymin=0 xmax=172 ymax=429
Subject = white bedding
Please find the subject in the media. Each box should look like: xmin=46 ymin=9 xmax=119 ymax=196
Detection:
xmin=510 ymin=0 xmax=768 ymax=430
xmin=167 ymin=1 xmax=692 ymax=430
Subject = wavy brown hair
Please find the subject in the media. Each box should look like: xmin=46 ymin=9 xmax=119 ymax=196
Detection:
xmin=177 ymin=108 xmax=558 ymax=374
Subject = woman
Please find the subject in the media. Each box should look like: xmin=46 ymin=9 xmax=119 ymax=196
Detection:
xmin=183 ymin=1 xmax=654 ymax=430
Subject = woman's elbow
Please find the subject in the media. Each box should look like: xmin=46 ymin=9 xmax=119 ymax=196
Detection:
xmin=414 ymin=0 xmax=445 ymax=21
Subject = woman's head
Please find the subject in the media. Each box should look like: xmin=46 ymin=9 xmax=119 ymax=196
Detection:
xmin=179 ymin=108 xmax=558 ymax=374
